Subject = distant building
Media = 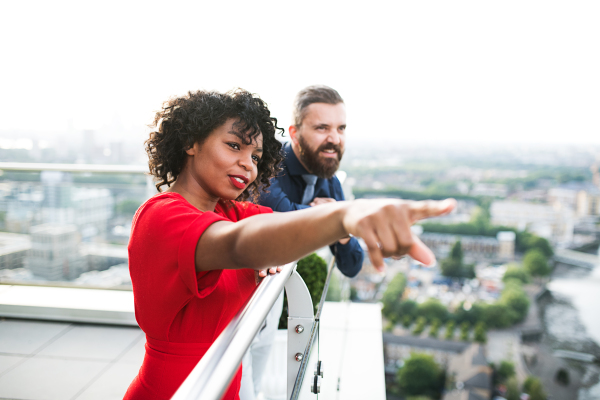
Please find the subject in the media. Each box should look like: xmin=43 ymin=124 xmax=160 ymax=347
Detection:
xmin=491 ymin=200 xmax=574 ymax=245
xmin=470 ymin=183 xmax=508 ymax=198
xmin=0 ymin=183 xmax=44 ymax=233
xmin=576 ymin=185 xmax=600 ymax=217
xmin=497 ymin=231 xmax=516 ymax=261
xmin=419 ymin=231 xmax=515 ymax=261
xmin=74 ymin=263 xmax=131 ymax=287
xmin=443 ymin=344 xmax=493 ymax=400
xmin=0 ymin=232 xmax=31 ymax=270
xmin=382 ymin=334 xmax=492 ymax=400
xmin=548 ymin=182 xmax=600 ymax=218
xmin=27 ymin=224 xmax=86 ymax=281
xmin=40 ymin=171 xmax=114 ymax=240
xmin=81 ymin=242 xmax=128 ymax=272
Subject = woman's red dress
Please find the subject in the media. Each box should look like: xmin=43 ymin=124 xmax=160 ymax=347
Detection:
xmin=123 ymin=192 xmax=273 ymax=400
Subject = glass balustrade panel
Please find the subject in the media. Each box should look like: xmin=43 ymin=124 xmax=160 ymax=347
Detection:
xmin=0 ymin=169 xmax=153 ymax=289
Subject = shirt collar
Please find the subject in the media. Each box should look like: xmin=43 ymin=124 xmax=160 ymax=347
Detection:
xmin=284 ymin=142 xmax=310 ymax=176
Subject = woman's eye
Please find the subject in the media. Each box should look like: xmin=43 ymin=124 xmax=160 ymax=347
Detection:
xmin=252 ymin=155 xmax=261 ymax=163
xmin=227 ymin=142 xmax=240 ymax=150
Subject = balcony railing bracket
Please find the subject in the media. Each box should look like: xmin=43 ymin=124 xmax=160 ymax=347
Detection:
xmin=284 ymin=270 xmax=314 ymax=399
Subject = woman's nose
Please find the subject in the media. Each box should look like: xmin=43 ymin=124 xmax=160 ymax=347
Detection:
xmin=239 ymin=154 xmax=253 ymax=170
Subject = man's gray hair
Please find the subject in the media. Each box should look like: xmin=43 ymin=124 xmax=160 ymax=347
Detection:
xmin=292 ymin=85 xmax=344 ymax=127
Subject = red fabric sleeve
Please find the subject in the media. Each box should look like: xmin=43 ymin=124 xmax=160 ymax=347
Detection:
xmin=177 ymin=212 xmax=230 ymax=298
xmin=216 ymin=200 xmax=273 ymax=220
xmin=129 ymin=194 xmax=229 ymax=338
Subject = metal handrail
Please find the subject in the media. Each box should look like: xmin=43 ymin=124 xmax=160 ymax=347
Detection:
xmin=0 ymin=162 xmax=155 ymax=198
xmin=171 ymin=262 xmax=297 ymax=400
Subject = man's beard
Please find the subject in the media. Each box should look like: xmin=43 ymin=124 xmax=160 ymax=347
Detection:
xmin=298 ymin=135 xmax=343 ymax=179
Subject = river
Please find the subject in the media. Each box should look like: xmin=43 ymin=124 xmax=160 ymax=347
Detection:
xmin=545 ymin=246 xmax=600 ymax=399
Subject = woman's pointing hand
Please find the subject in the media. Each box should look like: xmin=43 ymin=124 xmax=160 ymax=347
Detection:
xmin=342 ymin=198 xmax=456 ymax=271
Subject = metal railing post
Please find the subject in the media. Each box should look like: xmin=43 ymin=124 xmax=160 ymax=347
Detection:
xmin=284 ymin=271 xmax=314 ymax=399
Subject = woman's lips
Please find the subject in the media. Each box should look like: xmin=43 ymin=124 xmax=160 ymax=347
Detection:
xmin=229 ymin=175 xmax=247 ymax=189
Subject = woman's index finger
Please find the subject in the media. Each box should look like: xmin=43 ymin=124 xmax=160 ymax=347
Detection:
xmin=409 ymin=198 xmax=457 ymax=222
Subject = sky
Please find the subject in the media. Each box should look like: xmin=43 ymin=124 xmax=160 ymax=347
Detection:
xmin=1 ymin=0 xmax=599 ymax=146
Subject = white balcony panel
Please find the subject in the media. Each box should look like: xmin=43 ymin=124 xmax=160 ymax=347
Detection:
xmin=0 ymin=285 xmax=136 ymax=326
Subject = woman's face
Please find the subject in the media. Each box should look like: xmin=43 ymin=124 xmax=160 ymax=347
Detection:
xmin=185 ymin=118 xmax=263 ymax=201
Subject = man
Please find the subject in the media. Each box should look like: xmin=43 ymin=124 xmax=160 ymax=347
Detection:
xmin=239 ymin=86 xmax=364 ymax=400
xmin=260 ymin=84 xmax=364 ymax=276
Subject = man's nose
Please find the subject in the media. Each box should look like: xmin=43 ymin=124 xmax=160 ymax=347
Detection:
xmin=326 ymin=130 xmax=341 ymax=145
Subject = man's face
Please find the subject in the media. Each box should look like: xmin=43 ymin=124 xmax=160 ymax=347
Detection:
xmin=293 ymin=102 xmax=346 ymax=179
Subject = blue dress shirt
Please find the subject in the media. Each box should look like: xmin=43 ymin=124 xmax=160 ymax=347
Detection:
xmin=258 ymin=142 xmax=364 ymax=277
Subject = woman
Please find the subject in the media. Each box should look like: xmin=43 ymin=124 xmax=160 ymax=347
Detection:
xmin=124 ymin=89 xmax=455 ymax=400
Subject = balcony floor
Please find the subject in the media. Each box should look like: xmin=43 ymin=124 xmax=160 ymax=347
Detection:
xmin=0 ymin=318 xmax=144 ymax=400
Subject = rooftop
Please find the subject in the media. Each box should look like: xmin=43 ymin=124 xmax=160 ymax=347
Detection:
xmin=0 ymin=318 xmax=144 ymax=400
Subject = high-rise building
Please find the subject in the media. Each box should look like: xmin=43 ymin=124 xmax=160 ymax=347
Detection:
xmin=27 ymin=224 xmax=86 ymax=281
xmin=0 ymin=232 xmax=31 ymax=270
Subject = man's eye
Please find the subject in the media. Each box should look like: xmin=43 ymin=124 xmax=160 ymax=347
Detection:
xmin=228 ymin=142 xmax=240 ymax=150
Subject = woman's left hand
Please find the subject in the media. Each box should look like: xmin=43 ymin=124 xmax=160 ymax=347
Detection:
xmin=257 ymin=266 xmax=283 ymax=278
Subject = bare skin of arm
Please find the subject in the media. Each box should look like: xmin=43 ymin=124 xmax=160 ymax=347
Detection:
xmin=195 ymin=198 xmax=456 ymax=274
xmin=310 ymin=197 xmax=348 ymax=244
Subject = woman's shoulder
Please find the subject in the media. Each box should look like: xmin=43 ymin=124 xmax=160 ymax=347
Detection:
xmin=216 ymin=200 xmax=273 ymax=221
xmin=132 ymin=192 xmax=200 ymax=226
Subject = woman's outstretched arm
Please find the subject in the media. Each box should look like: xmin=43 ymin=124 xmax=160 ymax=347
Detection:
xmin=195 ymin=198 xmax=456 ymax=273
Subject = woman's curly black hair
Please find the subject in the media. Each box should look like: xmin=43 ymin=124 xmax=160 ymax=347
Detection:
xmin=145 ymin=89 xmax=284 ymax=202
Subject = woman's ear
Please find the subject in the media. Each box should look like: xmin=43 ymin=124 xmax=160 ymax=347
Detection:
xmin=185 ymin=142 xmax=200 ymax=156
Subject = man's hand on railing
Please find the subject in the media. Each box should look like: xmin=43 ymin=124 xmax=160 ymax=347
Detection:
xmin=342 ymin=198 xmax=456 ymax=271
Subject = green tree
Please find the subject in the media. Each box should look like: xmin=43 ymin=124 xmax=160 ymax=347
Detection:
xmin=523 ymin=376 xmax=536 ymax=393
xmin=483 ymin=303 xmax=513 ymax=328
xmin=519 ymin=233 xmax=554 ymax=257
xmin=526 ymin=377 xmax=547 ymax=400
xmin=454 ymin=302 xmax=485 ymax=325
xmin=413 ymin=316 xmax=427 ymax=335
xmin=501 ymin=282 xmax=530 ymax=323
xmin=417 ymin=298 xmax=448 ymax=322
xmin=381 ymin=273 xmax=407 ymax=322
xmin=505 ymin=376 xmax=520 ymax=400
xmin=474 ymin=322 xmax=487 ymax=343
xmin=402 ymin=314 xmax=413 ymax=328
xmin=440 ymin=240 xmax=474 ymax=278
xmin=278 ymin=253 xmax=327 ymax=329
xmin=498 ymin=360 xmax=516 ymax=382
xmin=459 ymin=322 xmax=470 ymax=341
xmin=470 ymin=206 xmax=491 ymax=230
xmin=440 ymin=258 xmax=462 ymax=278
xmin=503 ymin=264 xmax=531 ymax=284
xmin=398 ymin=299 xmax=418 ymax=318
xmin=523 ymin=249 xmax=551 ymax=277
xmin=397 ymin=353 xmax=442 ymax=398
xmin=429 ymin=319 xmax=441 ymax=338
xmin=555 ymin=368 xmax=569 ymax=386
xmin=444 ymin=320 xmax=455 ymax=340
